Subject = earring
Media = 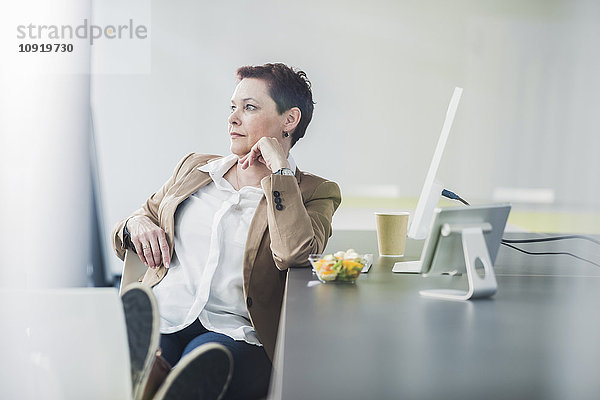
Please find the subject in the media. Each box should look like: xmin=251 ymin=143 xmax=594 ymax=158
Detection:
xmin=283 ymin=131 xmax=290 ymax=138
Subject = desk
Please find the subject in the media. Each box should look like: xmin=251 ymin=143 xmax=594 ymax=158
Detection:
xmin=268 ymin=231 xmax=600 ymax=400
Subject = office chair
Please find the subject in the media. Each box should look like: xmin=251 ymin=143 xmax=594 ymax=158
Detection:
xmin=120 ymin=250 xmax=148 ymax=295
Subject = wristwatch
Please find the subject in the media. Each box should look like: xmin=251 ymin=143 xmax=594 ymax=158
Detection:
xmin=273 ymin=167 xmax=295 ymax=176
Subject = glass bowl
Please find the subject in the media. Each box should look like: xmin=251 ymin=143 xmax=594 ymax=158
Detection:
xmin=308 ymin=252 xmax=370 ymax=283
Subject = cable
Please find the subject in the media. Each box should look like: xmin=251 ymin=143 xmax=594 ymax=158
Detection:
xmin=502 ymin=235 xmax=600 ymax=246
xmin=441 ymin=188 xmax=600 ymax=267
xmin=442 ymin=188 xmax=600 ymax=247
xmin=501 ymin=242 xmax=600 ymax=268
xmin=441 ymin=189 xmax=470 ymax=206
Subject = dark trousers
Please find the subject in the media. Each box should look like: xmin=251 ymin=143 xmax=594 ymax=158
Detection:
xmin=160 ymin=319 xmax=272 ymax=400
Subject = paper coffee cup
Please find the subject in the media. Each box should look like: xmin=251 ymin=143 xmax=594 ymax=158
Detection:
xmin=375 ymin=212 xmax=410 ymax=257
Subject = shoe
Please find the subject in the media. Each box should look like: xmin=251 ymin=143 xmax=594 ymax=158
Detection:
xmin=121 ymin=283 xmax=160 ymax=400
xmin=154 ymin=343 xmax=233 ymax=400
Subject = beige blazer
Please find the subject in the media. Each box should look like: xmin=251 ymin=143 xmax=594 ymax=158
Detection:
xmin=112 ymin=153 xmax=341 ymax=360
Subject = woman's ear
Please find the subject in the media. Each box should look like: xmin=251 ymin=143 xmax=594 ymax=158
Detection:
xmin=283 ymin=107 xmax=301 ymax=133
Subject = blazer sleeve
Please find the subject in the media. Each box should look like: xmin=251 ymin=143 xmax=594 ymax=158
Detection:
xmin=260 ymin=174 xmax=342 ymax=270
xmin=111 ymin=152 xmax=196 ymax=261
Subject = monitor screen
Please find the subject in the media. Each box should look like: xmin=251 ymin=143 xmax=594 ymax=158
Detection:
xmin=408 ymin=87 xmax=463 ymax=240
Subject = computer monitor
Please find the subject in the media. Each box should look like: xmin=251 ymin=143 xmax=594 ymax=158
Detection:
xmin=419 ymin=203 xmax=511 ymax=300
xmin=407 ymin=87 xmax=463 ymax=240
xmin=420 ymin=204 xmax=511 ymax=274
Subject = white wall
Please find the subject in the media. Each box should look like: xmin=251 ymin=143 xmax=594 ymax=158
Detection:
xmin=91 ymin=0 xmax=600 ymax=275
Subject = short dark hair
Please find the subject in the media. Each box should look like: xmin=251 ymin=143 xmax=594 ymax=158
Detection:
xmin=236 ymin=63 xmax=314 ymax=147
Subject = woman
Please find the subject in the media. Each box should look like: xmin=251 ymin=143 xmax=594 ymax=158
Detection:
xmin=112 ymin=63 xmax=341 ymax=400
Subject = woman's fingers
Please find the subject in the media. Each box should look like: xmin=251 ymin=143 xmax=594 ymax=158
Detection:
xmin=128 ymin=216 xmax=170 ymax=268
xmin=239 ymin=138 xmax=288 ymax=172
xmin=157 ymin=230 xmax=171 ymax=268
xmin=256 ymin=138 xmax=287 ymax=170
xmin=150 ymin=239 xmax=162 ymax=268
xmin=135 ymin=237 xmax=159 ymax=268
xmin=248 ymin=144 xmax=262 ymax=165
xmin=240 ymin=145 xmax=260 ymax=169
xmin=238 ymin=153 xmax=250 ymax=169
xmin=132 ymin=237 xmax=149 ymax=266
xmin=240 ymin=139 xmax=278 ymax=170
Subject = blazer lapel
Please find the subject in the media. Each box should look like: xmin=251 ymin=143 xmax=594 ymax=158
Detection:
xmin=172 ymin=168 xmax=213 ymax=200
xmin=160 ymin=167 xmax=212 ymax=253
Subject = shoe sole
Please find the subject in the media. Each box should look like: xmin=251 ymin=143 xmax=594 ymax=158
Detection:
xmin=154 ymin=343 xmax=233 ymax=400
xmin=121 ymin=283 xmax=160 ymax=400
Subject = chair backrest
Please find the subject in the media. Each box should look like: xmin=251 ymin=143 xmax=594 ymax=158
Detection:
xmin=1 ymin=288 xmax=132 ymax=400
xmin=120 ymin=250 xmax=148 ymax=295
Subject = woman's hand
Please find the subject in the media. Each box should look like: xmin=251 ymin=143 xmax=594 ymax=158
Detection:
xmin=127 ymin=215 xmax=171 ymax=269
xmin=239 ymin=137 xmax=290 ymax=172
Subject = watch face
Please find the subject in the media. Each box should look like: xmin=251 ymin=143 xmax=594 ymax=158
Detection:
xmin=275 ymin=168 xmax=294 ymax=176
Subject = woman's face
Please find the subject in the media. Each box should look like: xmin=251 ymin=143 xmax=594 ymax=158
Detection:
xmin=228 ymin=78 xmax=289 ymax=157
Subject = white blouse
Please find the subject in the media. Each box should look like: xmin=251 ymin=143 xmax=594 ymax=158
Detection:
xmin=152 ymin=153 xmax=296 ymax=346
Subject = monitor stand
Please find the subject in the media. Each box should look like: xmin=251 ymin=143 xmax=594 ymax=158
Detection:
xmin=420 ymin=223 xmax=498 ymax=300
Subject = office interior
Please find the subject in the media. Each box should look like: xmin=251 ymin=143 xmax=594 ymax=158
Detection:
xmin=1 ymin=0 xmax=599 ymax=399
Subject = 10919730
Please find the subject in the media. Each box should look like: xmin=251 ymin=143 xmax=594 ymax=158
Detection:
xmin=18 ymin=43 xmax=73 ymax=53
